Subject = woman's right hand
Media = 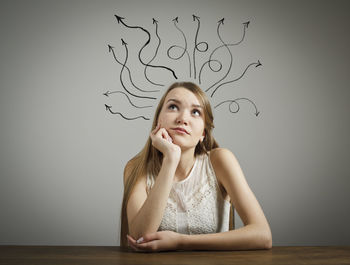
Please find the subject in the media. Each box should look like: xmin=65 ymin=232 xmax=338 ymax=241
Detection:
xmin=149 ymin=123 xmax=181 ymax=162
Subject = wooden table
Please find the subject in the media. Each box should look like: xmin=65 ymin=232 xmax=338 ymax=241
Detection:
xmin=1 ymin=246 xmax=349 ymax=265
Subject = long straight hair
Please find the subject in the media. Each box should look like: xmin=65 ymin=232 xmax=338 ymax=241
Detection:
xmin=120 ymin=82 xmax=219 ymax=247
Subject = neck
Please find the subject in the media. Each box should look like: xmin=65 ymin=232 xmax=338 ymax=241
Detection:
xmin=174 ymin=147 xmax=196 ymax=182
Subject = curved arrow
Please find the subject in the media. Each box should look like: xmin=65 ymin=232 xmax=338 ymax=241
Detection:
xmin=214 ymin=97 xmax=260 ymax=116
xmin=205 ymin=18 xmax=232 ymax=90
xmin=201 ymin=21 xmax=250 ymax=88
xmin=108 ymin=44 xmax=159 ymax=93
xmin=209 ymin=21 xmax=249 ymax=67
xmin=103 ymin=90 xmax=153 ymax=109
xmin=192 ymin=15 xmax=209 ymax=79
xmin=143 ymin=18 xmax=164 ymax=86
xmin=105 ymin=104 xmax=150 ymax=120
xmin=210 ymin=60 xmax=262 ymax=97
xmin=119 ymin=39 xmax=157 ymax=100
xmin=167 ymin=16 xmax=192 ymax=77
xmin=115 ymin=14 xmax=178 ymax=84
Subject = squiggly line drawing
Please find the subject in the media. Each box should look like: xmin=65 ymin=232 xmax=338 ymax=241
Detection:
xmin=214 ymin=98 xmax=260 ymax=116
xmin=103 ymin=91 xmax=153 ymax=109
xmin=107 ymin=44 xmax=159 ymax=93
xmin=115 ymin=14 xmax=178 ymax=85
xmin=104 ymin=15 xmax=261 ymax=121
xmin=192 ymin=15 xmax=209 ymax=79
xmin=202 ymin=21 xmax=250 ymax=89
xmin=206 ymin=18 xmax=233 ymax=92
xmin=210 ymin=60 xmax=262 ymax=97
xmin=167 ymin=17 xmax=192 ymax=78
xmin=143 ymin=18 xmax=164 ymax=87
xmin=105 ymin=104 xmax=150 ymax=120
xmin=199 ymin=59 xmax=223 ymax=84
xmin=119 ymin=38 xmax=157 ymax=100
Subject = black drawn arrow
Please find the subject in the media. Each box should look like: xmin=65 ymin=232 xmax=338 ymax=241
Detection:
xmin=201 ymin=21 xmax=250 ymax=87
xmin=143 ymin=18 xmax=163 ymax=86
xmin=205 ymin=18 xmax=233 ymax=91
xmin=192 ymin=14 xmax=209 ymax=79
xmin=167 ymin=16 xmax=192 ymax=77
xmin=103 ymin=90 xmax=153 ymax=109
xmin=105 ymin=104 xmax=150 ymax=120
xmin=119 ymin=38 xmax=157 ymax=100
xmin=115 ymin=14 xmax=178 ymax=84
xmin=210 ymin=60 xmax=262 ymax=97
xmin=108 ymin=44 xmax=159 ymax=93
xmin=214 ymin=98 xmax=260 ymax=116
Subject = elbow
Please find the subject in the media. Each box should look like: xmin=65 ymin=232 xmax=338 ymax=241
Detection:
xmin=262 ymin=235 xmax=272 ymax=250
xmin=259 ymin=229 xmax=272 ymax=250
xmin=128 ymin=228 xmax=140 ymax=241
xmin=128 ymin=225 xmax=146 ymax=240
xmin=128 ymin=220 xmax=142 ymax=240
xmin=128 ymin=221 xmax=157 ymax=240
xmin=249 ymin=224 xmax=272 ymax=250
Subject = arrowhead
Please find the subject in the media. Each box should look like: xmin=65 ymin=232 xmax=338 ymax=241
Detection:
xmin=121 ymin=38 xmax=127 ymax=46
xmin=256 ymin=111 xmax=260 ymax=117
xmin=105 ymin=104 xmax=112 ymax=110
xmin=108 ymin=45 xmax=114 ymax=52
xmin=172 ymin=16 xmax=179 ymax=23
xmin=103 ymin=91 xmax=110 ymax=97
xmin=152 ymin=18 xmax=158 ymax=24
xmin=192 ymin=14 xmax=200 ymax=21
xmin=114 ymin=15 xmax=125 ymax=24
xmin=243 ymin=21 xmax=250 ymax=28
xmin=218 ymin=18 xmax=224 ymax=25
xmin=256 ymin=60 xmax=262 ymax=67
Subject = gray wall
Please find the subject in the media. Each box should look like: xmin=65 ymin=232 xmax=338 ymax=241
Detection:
xmin=0 ymin=0 xmax=349 ymax=246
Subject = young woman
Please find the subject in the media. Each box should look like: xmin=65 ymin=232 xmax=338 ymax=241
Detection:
xmin=120 ymin=81 xmax=272 ymax=252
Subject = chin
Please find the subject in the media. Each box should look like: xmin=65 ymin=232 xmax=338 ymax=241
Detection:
xmin=172 ymin=139 xmax=184 ymax=147
xmin=172 ymin=140 xmax=193 ymax=150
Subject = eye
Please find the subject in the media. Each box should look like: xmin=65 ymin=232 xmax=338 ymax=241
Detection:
xmin=168 ymin=104 xmax=178 ymax=110
xmin=192 ymin=109 xmax=201 ymax=116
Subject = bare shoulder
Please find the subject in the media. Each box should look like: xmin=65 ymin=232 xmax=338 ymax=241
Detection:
xmin=209 ymin=148 xmax=242 ymax=184
xmin=209 ymin=147 xmax=238 ymax=167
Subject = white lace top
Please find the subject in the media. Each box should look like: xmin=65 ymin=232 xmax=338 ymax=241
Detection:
xmin=146 ymin=153 xmax=231 ymax=235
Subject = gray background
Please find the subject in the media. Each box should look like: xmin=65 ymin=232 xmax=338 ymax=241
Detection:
xmin=0 ymin=0 xmax=349 ymax=246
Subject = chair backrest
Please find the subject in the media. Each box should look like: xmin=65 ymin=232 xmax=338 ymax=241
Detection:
xmin=229 ymin=204 xmax=235 ymax=230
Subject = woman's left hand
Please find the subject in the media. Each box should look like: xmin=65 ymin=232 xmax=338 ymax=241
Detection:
xmin=127 ymin=231 xmax=183 ymax=252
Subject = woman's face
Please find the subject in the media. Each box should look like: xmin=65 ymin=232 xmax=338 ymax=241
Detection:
xmin=157 ymin=87 xmax=205 ymax=150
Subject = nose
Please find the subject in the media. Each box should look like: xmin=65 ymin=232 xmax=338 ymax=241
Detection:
xmin=176 ymin=110 xmax=189 ymax=125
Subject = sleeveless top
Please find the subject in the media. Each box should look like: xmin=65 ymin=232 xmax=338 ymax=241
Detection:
xmin=146 ymin=153 xmax=231 ymax=235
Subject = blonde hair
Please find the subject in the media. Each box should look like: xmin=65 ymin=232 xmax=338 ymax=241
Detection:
xmin=119 ymin=81 xmax=219 ymax=246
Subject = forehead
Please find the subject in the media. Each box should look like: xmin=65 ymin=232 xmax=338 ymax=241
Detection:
xmin=164 ymin=87 xmax=201 ymax=106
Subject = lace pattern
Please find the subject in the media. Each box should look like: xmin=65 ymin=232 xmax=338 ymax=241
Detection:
xmin=146 ymin=153 xmax=231 ymax=234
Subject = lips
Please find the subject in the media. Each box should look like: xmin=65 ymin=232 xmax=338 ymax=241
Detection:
xmin=171 ymin=127 xmax=189 ymax=135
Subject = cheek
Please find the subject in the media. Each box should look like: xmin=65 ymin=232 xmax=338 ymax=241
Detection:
xmin=158 ymin=114 xmax=170 ymax=126
xmin=193 ymin=121 xmax=205 ymax=137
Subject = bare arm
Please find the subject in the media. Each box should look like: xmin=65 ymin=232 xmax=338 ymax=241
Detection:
xmin=181 ymin=148 xmax=272 ymax=250
xmin=127 ymin=156 xmax=178 ymax=240
xmin=180 ymin=224 xmax=271 ymax=250
xmin=127 ymin=148 xmax=272 ymax=251
xmin=126 ymin=124 xmax=181 ymax=240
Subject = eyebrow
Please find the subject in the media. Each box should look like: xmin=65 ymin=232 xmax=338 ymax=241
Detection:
xmin=166 ymin=99 xmax=203 ymax=109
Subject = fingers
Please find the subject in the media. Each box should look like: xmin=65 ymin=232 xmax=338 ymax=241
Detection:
xmin=127 ymin=233 xmax=161 ymax=252
xmin=127 ymin=235 xmax=144 ymax=252
xmin=150 ymin=123 xmax=173 ymax=143
xmin=151 ymin=123 xmax=161 ymax=135
xmin=161 ymin=129 xmax=173 ymax=143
